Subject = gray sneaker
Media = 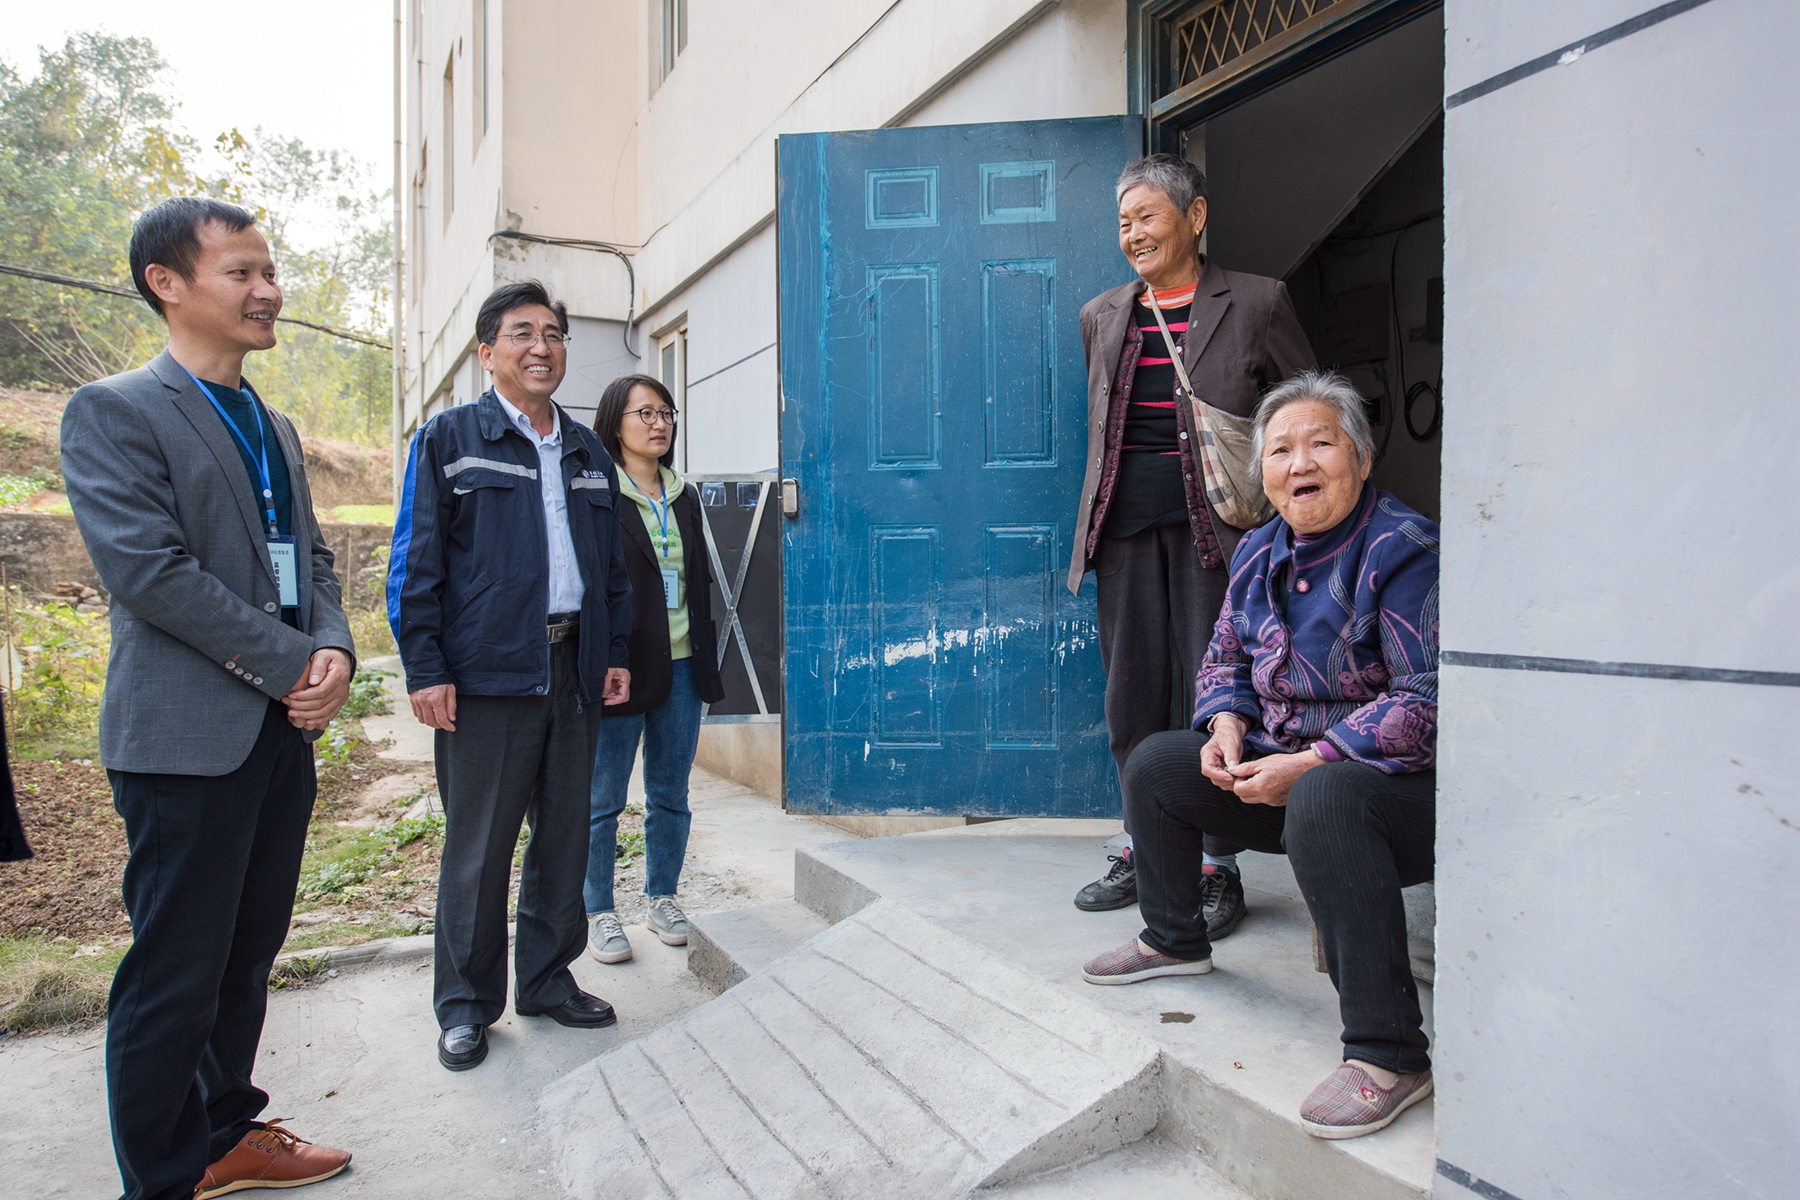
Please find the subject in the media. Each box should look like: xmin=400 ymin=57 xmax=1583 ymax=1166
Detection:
xmin=647 ymin=896 xmax=689 ymax=946
xmin=587 ymin=912 xmax=632 ymax=963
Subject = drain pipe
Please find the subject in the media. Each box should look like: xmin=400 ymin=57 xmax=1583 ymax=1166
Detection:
xmin=390 ymin=0 xmax=406 ymax=506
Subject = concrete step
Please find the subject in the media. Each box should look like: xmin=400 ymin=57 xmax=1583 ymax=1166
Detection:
xmin=687 ymin=900 xmax=829 ymax=993
xmin=793 ymin=823 xmax=1435 ymax=1200
xmin=974 ymin=1135 xmax=1254 ymax=1199
xmin=542 ymin=898 xmax=1163 ymax=1199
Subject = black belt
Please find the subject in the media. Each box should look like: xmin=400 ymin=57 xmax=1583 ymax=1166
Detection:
xmin=547 ymin=612 xmax=580 ymax=643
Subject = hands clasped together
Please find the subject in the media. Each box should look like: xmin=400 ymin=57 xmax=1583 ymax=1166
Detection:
xmin=281 ymin=648 xmax=354 ymax=730
xmin=1199 ymin=712 xmax=1325 ymax=807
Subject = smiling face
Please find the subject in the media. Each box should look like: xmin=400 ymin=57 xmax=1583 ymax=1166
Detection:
xmin=1118 ymin=183 xmax=1207 ymax=290
xmin=617 ymin=382 xmax=674 ymax=468
xmin=477 ymin=303 xmax=567 ymax=405
xmin=1259 ymin=399 xmax=1371 ymax=536
xmin=145 ymin=220 xmax=282 ymax=355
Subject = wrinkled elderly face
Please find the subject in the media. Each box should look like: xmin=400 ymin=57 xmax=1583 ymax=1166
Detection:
xmin=1260 ymin=399 xmax=1370 ymax=536
xmin=1117 ymin=184 xmax=1206 ymax=289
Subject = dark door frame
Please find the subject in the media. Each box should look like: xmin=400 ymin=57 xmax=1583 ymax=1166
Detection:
xmin=1128 ymin=0 xmax=1443 ymax=149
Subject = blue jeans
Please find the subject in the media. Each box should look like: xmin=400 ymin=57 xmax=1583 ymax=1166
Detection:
xmin=584 ymin=657 xmax=703 ymax=914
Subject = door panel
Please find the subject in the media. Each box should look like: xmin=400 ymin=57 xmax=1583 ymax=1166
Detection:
xmin=779 ymin=116 xmax=1141 ymax=816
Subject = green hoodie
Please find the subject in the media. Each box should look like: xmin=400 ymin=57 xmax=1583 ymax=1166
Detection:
xmin=618 ymin=465 xmax=691 ymax=660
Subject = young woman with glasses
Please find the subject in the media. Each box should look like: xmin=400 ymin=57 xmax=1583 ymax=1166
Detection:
xmin=584 ymin=375 xmax=726 ymax=962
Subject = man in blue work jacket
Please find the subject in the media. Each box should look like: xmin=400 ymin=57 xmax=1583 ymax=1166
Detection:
xmin=388 ymin=280 xmax=633 ymax=1071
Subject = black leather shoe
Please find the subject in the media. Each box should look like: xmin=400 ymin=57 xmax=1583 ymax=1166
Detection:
xmin=438 ymin=1024 xmax=488 ymax=1071
xmin=515 ymin=990 xmax=617 ymax=1029
xmin=1201 ymin=867 xmax=1248 ymax=939
xmin=1074 ymin=851 xmax=1137 ymax=912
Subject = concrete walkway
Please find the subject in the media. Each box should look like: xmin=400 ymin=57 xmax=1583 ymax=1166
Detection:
xmin=0 ymin=666 xmax=847 ymax=1199
xmin=667 ymin=822 xmax=1436 ymax=1200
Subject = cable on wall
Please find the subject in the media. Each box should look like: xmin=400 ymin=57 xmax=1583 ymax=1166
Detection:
xmin=486 ymin=230 xmax=639 ymax=357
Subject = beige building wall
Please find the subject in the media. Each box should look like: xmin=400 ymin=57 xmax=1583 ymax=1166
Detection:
xmin=397 ymin=0 xmax=1130 ymax=799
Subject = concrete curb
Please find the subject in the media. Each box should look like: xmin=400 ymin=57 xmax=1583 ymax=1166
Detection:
xmin=275 ymin=932 xmax=435 ymax=970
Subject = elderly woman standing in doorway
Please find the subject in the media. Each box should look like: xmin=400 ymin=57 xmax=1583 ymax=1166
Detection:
xmin=1069 ymin=154 xmax=1316 ymax=930
xmin=585 ymin=375 xmax=725 ymax=964
xmin=1081 ymin=371 xmax=1440 ymax=1141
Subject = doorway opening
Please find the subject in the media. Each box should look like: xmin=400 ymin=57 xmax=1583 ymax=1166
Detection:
xmin=1175 ymin=6 xmax=1445 ymax=519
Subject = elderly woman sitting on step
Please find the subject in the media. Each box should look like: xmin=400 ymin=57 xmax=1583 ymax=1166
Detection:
xmin=1080 ymin=369 xmax=1440 ymax=1142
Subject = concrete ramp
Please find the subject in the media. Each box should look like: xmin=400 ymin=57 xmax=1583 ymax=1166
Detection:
xmin=542 ymin=899 xmax=1162 ymax=1199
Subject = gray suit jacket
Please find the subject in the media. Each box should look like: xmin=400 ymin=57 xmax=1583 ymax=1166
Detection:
xmin=61 ymin=349 xmax=356 ymax=775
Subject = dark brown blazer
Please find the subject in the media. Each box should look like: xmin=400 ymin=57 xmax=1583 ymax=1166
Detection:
xmin=1068 ymin=257 xmax=1315 ymax=593
xmin=607 ymin=482 xmax=726 ymax=717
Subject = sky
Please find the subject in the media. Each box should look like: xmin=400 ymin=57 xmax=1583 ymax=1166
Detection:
xmin=0 ymin=2 xmax=395 ymax=182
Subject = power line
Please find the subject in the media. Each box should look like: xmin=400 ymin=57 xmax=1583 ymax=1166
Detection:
xmin=0 ymin=262 xmax=393 ymax=351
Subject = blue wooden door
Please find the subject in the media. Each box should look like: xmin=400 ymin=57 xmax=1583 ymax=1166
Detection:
xmin=779 ymin=116 xmax=1141 ymax=817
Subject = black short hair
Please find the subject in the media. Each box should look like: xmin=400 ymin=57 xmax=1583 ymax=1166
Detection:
xmin=594 ymin=374 xmax=676 ymax=469
xmin=129 ymin=196 xmax=258 ymax=316
xmin=476 ymin=280 xmax=569 ymax=346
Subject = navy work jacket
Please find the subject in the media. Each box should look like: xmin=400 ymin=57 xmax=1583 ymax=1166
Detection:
xmin=387 ymin=390 xmax=633 ymax=705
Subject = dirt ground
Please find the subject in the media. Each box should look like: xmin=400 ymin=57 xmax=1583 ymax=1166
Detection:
xmin=0 ymin=760 xmax=128 ymax=945
xmin=0 ymin=386 xmax=392 ymax=514
xmin=0 ymin=736 xmax=660 ymax=956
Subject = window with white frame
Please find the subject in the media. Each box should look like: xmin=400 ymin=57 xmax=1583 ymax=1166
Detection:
xmin=658 ymin=327 xmax=688 ymax=471
xmin=441 ymin=55 xmax=455 ymax=224
xmin=660 ymin=0 xmax=688 ymax=81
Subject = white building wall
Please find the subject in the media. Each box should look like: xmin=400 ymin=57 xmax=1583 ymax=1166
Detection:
xmin=631 ymin=0 xmax=1128 ymax=476
xmin=1437 ymin=2 xmax=1800 ymax=1197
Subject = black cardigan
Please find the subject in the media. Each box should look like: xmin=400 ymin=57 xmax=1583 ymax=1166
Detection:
xmin=606 ymin=481 xmax=726 ymax=717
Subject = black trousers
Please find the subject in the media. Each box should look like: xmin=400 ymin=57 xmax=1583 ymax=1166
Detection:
xmin=1125 ymin=730 xmax=1437 ymax=1074
xmin=433 ymin=639 xmax=601 ymax=1028
xmin=106 ymin=700 xmax=315 ymax=1200
xmin=1094 ymin=524 xmax=1238 ymax=854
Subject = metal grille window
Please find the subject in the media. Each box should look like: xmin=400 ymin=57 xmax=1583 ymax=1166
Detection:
xmin=1172 ymin=0 xmax=1349 ymax=86
xmin=1140 ymin=0 xmax=1435 ymax=137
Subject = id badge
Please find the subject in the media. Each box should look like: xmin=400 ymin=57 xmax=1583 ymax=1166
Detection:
xmin=267 ymin=536 xmax=300 ymax=608
xmin=661 ymin=567 xmax=680 ymax=610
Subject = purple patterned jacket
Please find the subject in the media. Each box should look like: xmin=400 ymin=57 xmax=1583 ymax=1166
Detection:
xmin=1192 ymin=485 xmax=1439 ymax=774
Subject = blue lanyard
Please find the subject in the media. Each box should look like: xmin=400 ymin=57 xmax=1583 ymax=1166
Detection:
xmin=181 ymin=365 xmax=280 ymax=535
xmin=642 ymin=472 xmax=672 ymax=560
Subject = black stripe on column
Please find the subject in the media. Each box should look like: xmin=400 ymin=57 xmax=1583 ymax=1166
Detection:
xmin=1438 ymin=1160 xmax=1529 ymax=1200
xmin=1445 ymin=0 xmax=1719 ymax=110
xmin=1442 ymin=650 xmax=1800 ymax=689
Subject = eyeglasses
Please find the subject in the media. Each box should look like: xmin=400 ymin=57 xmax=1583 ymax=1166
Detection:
xmin=497 ymin=330 xmax=571 ymax=349
xmin=625 ymin=406 xmax=678 ymax=426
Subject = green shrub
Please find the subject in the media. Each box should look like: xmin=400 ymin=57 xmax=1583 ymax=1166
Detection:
xmin=0 ymin=475 xmax=40 ymax=507
xmin=5 ymin=591 xmax=108 ymax=758
xmin=339 ymin=669 xmax=392 ymax=720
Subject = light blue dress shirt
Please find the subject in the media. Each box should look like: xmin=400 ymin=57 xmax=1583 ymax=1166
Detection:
xmin=494 ymin=390 xmax=586 ymax=615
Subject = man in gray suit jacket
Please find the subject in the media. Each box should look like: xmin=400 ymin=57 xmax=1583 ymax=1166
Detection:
xmin=62 ymin=198 xmax=356 ymax=1200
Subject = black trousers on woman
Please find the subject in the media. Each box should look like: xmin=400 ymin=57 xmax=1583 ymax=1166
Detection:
xmin=1124 ymin=729 xmax=1436 ymax=1074
xmin=1094 ymin=525 xmax=1238 ymax=856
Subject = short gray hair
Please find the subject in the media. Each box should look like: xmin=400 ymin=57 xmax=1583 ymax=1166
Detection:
xmin=1115 ymin=153 xmax=1208 ymax=214
xmin=1251 ymin=370 xmax=1376 ymax=483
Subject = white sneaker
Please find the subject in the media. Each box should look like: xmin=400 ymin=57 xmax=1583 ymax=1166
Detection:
xmin=647 ymin=896 xmax=689 ymax=946
xmin=587 ymin=912 xmax=632 ymax=963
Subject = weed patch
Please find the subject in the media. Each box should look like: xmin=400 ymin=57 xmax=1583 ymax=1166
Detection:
xmin=0 ymin=938 xmax=123 ymax=1034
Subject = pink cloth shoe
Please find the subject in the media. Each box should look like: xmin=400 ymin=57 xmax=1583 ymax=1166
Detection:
xmin=1080 ymin=938 xmax=1213 ymax=985
xmin=1300 ymin=1063 xmax=1433 ymax=1139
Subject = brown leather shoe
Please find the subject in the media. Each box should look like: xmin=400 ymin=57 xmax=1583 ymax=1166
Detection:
xmin=194 ymin=1119 xmax=351 ymax=1198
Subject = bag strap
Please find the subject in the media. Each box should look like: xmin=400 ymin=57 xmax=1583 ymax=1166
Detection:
xmin=1145 ymin=288 xmax=1199 ymax=404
